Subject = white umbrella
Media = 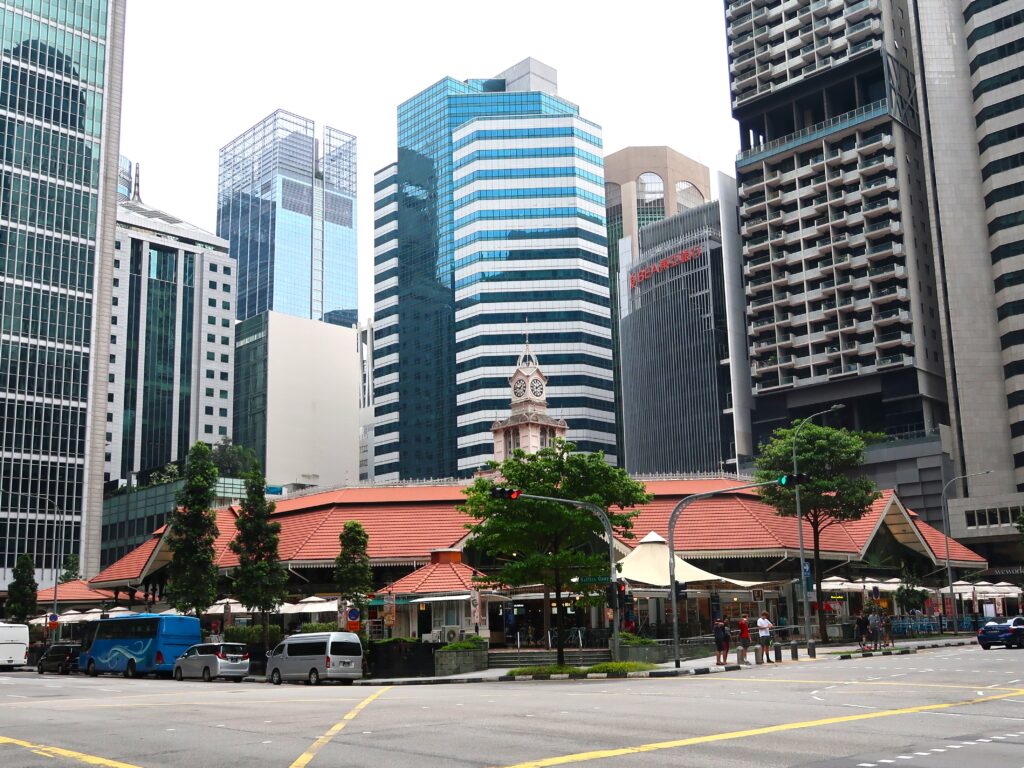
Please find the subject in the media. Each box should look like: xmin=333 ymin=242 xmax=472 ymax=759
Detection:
xmin=297 ymin=595 xmax=328 ymax=603
xmin=58 ymin=610 xmax=84 ymax=624
xmin=28 ymin=615 xmax=48 ymax=626
xmin=616 ymin=531 xmax=766 ymax=588
xmin=294 ymin=600 xmax=339 ymax=613
xmin=275 ymin=602 xmax=301 ymax=614
xmin=203 ymin=598 xmax=242 ymax=615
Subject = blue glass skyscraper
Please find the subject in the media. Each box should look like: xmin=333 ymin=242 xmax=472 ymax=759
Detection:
xmin=217 ymin=111 xmax=357 ymax=326
xmin=373 ymin=58 xmax=615 ymax=481
xmin=0 ymin=0 xmax=126 ymax=586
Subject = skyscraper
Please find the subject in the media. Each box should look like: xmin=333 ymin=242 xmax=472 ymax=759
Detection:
xmin=373 ymin=58 xmax=615 ymax=481
xmin=914 ymin=0 xmax=1024 ymax=564
xmin=0 ymin=0 xmax=126 ymax=587
xmin=724 ymin=1 xmax=948 ymax=458
xmin=105 ymin=175 xmax=235 ymax=488
xmin=217 ymin=110 xmax=357 ymax=327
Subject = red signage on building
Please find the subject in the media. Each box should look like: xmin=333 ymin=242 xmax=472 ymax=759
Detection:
xmin=629 ymin=246 xmax=702 ymax=290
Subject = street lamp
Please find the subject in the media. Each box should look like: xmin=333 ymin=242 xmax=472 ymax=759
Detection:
xmin=941 ymin=469 xmax=992 ymax=635
xmin=792 ymin=403 xmax=844 ymax=644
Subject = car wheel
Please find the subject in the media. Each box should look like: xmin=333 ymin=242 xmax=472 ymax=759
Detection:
xmin=270 ymin=669 xmax=282 ymax=686
xmin=124 ymin=660 xmax=136 ymax=679
xmin=36 ymin=665 xmax=43 ymax=674
xmin=202 ymin=667 xmax=211 ymax=682
xmin=174 ymin=667 xmax=183 ymax=681
xmin=340 ymin=679 xmax=354 ymax=686
xmin=87 ymin=660 xmax=97 ymax=677
xmin=232 ymin=677 xmax=243 ymax=683
xmin=308 ymin=668 xmax=320 ymax=686
xmin=980 ymin=643 xmax=991 ymax=650
xmin=57 ymin=663 xmax=66 ymax=675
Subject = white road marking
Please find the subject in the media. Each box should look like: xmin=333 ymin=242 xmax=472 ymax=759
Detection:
xmin=856 ymin=763 xmax=876 ymax=767
xmin=6 ymin=694 xmax=27 ymax=699
xmin=843 ymin=704 xmax=877 ymax=709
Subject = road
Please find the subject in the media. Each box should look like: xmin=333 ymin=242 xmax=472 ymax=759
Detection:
xmin=0 ymin=644 xmax=1022 ymax=767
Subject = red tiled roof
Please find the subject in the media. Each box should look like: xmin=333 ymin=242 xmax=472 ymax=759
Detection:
xmin=37 ymin=580 xmax=113 ymax=603
xmin=90 ymin=534 xmax=161 ymax=587
xmin=387 ymin=561 xmax=488 ymax=595
xmin=271 ymin=485 xmax=469 ymax=514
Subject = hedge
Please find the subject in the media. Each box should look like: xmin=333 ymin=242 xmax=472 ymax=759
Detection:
xmin=224 ymin=625 xmax=282 ymax=646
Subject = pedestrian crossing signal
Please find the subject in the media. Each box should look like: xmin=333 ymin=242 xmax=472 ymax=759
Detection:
xmin=777 ymin=473 xmax=810 ymax=487
xmin=490 ymin=486 xmax=522 ymax=500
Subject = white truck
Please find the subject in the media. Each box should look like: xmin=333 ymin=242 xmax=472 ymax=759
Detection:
xmin=0 ymin=622 xmax=30 ymax=670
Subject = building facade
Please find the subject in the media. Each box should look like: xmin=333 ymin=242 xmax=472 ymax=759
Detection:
xmin=373 ymin=58 xmax=615 ymax=481
xmin=913 ymin=0 xmax=1024 ymax=563
xmin=619 ymin=185 xmax=753 ymax=475
xmin=217 ymin=110 xmax=357 ymax=327
xmin=604 ymin=147 xmax=712 ymax=463
xmin=233 ymin=311 xmax=361 ymax=489
xmin=0 ymin=0 xmax=126 ymax=588
xmin=104 ymin=190 xmax=235 ymax=488
xmin=725 ymin=0 xmax=948 ymax=447
xmin=490 ymin=341 xmax=568 ymax=463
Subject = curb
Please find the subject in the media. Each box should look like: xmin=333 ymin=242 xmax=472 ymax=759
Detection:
xmin=496 ymin=664 xmax=743 ymax=682
xmin=837 ymin=639 xmax=972 ymax=660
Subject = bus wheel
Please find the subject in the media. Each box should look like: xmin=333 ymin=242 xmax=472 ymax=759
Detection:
xmin=124 ymin=660 xmax=136 ymax=679
xmin=87 ymin=660 xmax=97 ymax=677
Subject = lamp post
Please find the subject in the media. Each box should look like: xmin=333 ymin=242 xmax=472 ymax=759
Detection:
xmin=792 ymin=403 xmax=844 ymax=643
xmin=941 ymin=469 xmax=992 ymax=635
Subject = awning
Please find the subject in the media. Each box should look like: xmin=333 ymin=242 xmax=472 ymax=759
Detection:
xmin=618 ymin=531 xmax=770 ymax=588
xmin=410 ymin=595 xmax=471 ymax=604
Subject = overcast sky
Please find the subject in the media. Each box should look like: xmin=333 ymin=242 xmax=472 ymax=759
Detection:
xmin=119 ymin=1 xmax=740 ymax=318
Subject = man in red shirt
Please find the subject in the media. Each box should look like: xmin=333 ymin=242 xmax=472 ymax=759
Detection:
xmin=737 ymin=614 xmax=752 ymax=666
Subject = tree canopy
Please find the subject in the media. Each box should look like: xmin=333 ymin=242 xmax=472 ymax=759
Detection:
xmin=210 ymin=437 xmax=258 ymax=479
xmin=754 ymin=421 xmax=880 ymax=640
xmin=59 ymin=554 xmax=81 ymax=584
xmin=463 ymin=439 xmax=650 ymax=665
xmin=230 ymin=464 xmax=288 ymax=647
xmin=6 ymin=554 xmax=38 ymax=623
xmin=335 ymin=521 xmax=373 ymax=620
xmin=165 ymin=442 xmax=221 ymax=615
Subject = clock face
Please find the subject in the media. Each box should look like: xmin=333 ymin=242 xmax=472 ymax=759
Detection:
xmin=513 ymin=379 xmax=527 ymax=398
xmin=530 ymin=379 xmax=545 ymax=398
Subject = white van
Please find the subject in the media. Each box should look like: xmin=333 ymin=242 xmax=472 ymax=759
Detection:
xmin=0 ymin=623 xmax=29 ymax=670
xmin=266 ymin=631 xmax=362 ymax=686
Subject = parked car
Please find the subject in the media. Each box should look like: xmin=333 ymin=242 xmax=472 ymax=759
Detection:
xmin=266 ymin=631 xmax=362 ymax=685
xmin=36 ymin=644 xmax=80 ymax=675
xmin=977 ymin=616 xmax=1024 ymax=649
xmin=173 ymin=643 xmax=249 ymax=682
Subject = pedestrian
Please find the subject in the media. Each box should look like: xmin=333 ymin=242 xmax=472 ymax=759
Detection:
xmin=757 ymin=611 xmax=774 ymax=662
xmin=713 ymin=616 xmax=730 ymax=665
xmin=855 ymin=611 xmax=869 ymax=650
xmin=868 ymin=610 xmax=880 ymax=650
xmin=738 ymin=613 xmax=752 ymax=666
xmin=881 ymin=611 xmax=893 ymax=647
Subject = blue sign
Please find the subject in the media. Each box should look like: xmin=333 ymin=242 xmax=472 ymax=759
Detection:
xmin=265 ymin=485 xmax=284 ymax=496
xmin=48 ymin=613 xmax=58 ymax=622
xmin=347 ymin=607 xmax=360 ymax=621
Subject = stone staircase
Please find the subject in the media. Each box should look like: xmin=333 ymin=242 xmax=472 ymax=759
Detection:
xmin=487 ymin=648 xmax=612 ymax=668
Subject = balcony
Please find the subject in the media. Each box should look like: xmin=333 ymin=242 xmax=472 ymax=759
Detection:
xmin=877 ymin=353 xmax=908 ymax=368
xmin=846 ymin=0 xmax=879 ymax=23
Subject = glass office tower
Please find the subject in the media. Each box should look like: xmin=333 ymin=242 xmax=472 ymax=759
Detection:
xmin=217 ymin=110 xmax=357 ymax=327
xmin=373 ymin=58 xmax=615 ymax=481
xmin=0 ymin=0 xmax=126 ymax=588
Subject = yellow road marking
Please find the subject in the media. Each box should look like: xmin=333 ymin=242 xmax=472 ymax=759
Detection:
xmin=493 ymin=687 xmax=1024 ymax=768
xmin=0 ymin=735 xmax=142 ymax=767
xmin=289 ymin=686 xmax=391 ymax=768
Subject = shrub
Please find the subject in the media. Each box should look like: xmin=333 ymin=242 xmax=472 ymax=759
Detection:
xmin=439 ymin=635 xmax=487 ymax=651
xmin=619 ymin=632 xmax=657 ymax=646
xmin=224 ymin=625 xmax=282 ymax=647
xmin=508 ymin=664 xmax=584 ymax=676
xmin=370 ymin=636 xmax=418 ymax=645
xmin=300 ymin=622 xmax=337 ymax=634
xmin=586 ymin=661 xmax=656 ymax=674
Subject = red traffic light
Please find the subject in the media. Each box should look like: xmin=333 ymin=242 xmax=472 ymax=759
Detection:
xmin=490 ymin=486 xmax=522 ymax=500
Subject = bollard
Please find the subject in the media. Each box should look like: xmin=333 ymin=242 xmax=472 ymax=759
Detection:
xmin=754 ymin=645 xmax=763 ymax=664
xmin=807 ymin=640 xmax=816 ymax=659
xmin=774 ymin=643 xmax=783 ymax=662
xmin=790 ymin=639 xmax=799 ymax=660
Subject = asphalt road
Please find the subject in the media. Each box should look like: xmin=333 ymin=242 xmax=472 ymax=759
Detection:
xmin=0 ymin=644 xmax=1022 ymax=768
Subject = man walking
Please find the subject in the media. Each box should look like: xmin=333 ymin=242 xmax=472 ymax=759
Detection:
xmin=757 ymin=611 xmax=774 ymax=663
xmin=737 ymin=614 xmax=752 ymax=666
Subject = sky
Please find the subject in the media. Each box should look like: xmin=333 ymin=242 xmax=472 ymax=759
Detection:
xmin=119 ymin=1 xmax=740 ymax=319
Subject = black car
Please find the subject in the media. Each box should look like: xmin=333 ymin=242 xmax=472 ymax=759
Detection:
xmin=36 ymin=644 xmax=81 ymax=675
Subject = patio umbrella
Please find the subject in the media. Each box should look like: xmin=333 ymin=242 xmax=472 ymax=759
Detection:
xmin=294 ymin=599 xmax=339 ymax=613
xmin=203 ymin=598 xmax=242 ymax=615
xmin=58 ymin=610 xmax=84 ymax=624
xmin=28 ymin=615 xmax=48 ymax=626
xmin=80 ymin=608 xmax=104 ymax=621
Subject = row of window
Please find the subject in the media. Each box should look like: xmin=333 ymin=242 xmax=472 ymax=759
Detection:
xmin=964 ymin=506 xmax=1019 ymax=527
xmin=966 ymin=8 xmax=1024 ymax=47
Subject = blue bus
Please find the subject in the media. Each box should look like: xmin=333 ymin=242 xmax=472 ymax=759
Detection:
xmin=80 ymin=614 xmax=201 ymax=678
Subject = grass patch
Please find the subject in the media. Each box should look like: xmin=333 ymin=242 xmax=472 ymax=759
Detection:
xmin=508 ymin=665 xmax=584 ymax=676
xmin=439 ymin=636 xmax=487 ymax=651
xmin=619 ymin=632 xmax=657 ymax=647
xmin=586 ymin=661 xmax=656 ymax=674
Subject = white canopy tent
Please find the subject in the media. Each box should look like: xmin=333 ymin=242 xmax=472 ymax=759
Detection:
xmin=617 ymin=531 xmax=767 ymax=588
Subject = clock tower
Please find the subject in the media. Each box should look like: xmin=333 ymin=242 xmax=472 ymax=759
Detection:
xmin=491 ymin=337 xmax=568 ymax=462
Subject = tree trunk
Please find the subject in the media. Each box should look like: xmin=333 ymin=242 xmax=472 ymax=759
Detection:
xmin=554 ymin=564 xmax=565 ymax=667
xmin=813 ymin=525 xmax=826 ymax=643
xmin=542 ymin=587 xmax=551 ymax=647
xmin=262 ymin=610 xmax=269 ymax=652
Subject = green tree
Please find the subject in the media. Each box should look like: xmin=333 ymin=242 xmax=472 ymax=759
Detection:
xmin=1016 ymin=509 xmax=1024 ymax=536
xmin=145 ymin=462 xmax=180 ymax=487
xmin=210 ymin=437 xmax=257 ymax=478
xmin=230 ymin=464 xmax=288 ymax=649
xmin=6 ymin=554 xmax=38 ymax=623
xmin=335 ymin=521 xmax=373 ymax=621
xmin=464 ymin=439 xmax=650 ymax=666
xmin=165 ymin=442 xmax=221 ymax=615
xmin=59 ymin=554 xmax=80 ymax=584
xmin=755 ymin=422 xmax=881 ymax=641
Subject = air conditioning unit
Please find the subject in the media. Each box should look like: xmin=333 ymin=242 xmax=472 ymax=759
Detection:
xmin=443 ymin=626 xmax=461 ymax=643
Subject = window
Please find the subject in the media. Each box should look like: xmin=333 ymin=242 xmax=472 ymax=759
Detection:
xmin=204 ymin=406 xmax=213 ymax=415
xmin=109 ymin=354 xmax=116 ymax=363
xmin=222 ymin=283 xmax=231 ymax=293
xmin=208 ymin=298 xmax=217 ymax=307
xmin=219 ymin=390 xmax=229 ymax=399
xmin=999 ymin=507 xmax=1011 ymax=524
xmin=223 ymin=266 xmax=231 ymax=276
xmin=287 ymin=641 xmax=327 ymax=656
xmin=112 ymin=297 xmax=118 ymax=306
xmin=206 ymin=370 xmax=214 ymax=379
xmin=218 ymin=426 xmax=227 ymax=436
xmin=111 ymin=316 xmax=117 ymax=325
xmin=330 ymin=641 xmax=361 ymax=657
xmin=220 ymin=354 xmax=229 ymax=363
xmin=221 ymin=336 xmax=230 ymax=345
xmin=110 ymin=335 xmax=117 ymax=344
xmin=108 ymin=373 xmax=114 ymax=382
xmin=222 ymin=301 xmax=231 ymax=310
xmin=107 ymin=393 xmax=113 ymax=402
xmin=106 ymin=413 xmax=113 ymax=422
xmin=675 ymin=180 xmax=704 ymax=212
xmin=208 ymin=316 xmax=216 ymax=325
xmin=222 ymin=318 xmax=230 ymax=327
xmin=113 ymin=278 xmax=119 ymax=287
xmin=207 ymin=333 xmax=216 ymax=342
xmin=209 ymin=280 xmax=217 ymax=289
xmin=965 ymin=511 xmax=977 ymax=528
xmin=220 ymin=371 xmax=229 ymax=381
xmin=219 ymin=408 xmax=227 ymax=417
xmin=205 ymin=388 xmax=214 ymax=397
xmin=209 ymin=263 xmax=218 ymax=272
xmin=204 ymin=425 xmax=213 ymax=434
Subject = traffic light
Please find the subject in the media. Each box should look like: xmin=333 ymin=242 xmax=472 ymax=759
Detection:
xmin=674 ymin=580 xmax=687 ymax=601
xmin=605 ymin=583 xmax=617 ymax=609
xmin=490 ymin=486 xmax=522 ymax=500
xmin=777 ymin=473 xmax=810 ymax=487
xmin=616 ymin=581 xmax=627 ymax=609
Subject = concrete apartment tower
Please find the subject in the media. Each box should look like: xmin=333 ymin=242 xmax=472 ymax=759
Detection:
xmin=0 ymin=1 xmax=126 ymax=587
xmin=604 ymin=147 xmax=711 ymax=463
xmin=372 ymin=58 xmax=615 ymax=481
xmin=724 ymin=0 xmax=951 ymax=522
xmin=913 ymin=0 xmax=1024 ymax=567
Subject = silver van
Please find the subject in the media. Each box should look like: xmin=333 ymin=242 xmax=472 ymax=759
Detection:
xmin=266 ymin=632 xmax=362 ymax=686
xmin=174 ymin=642 xmax=249 ymax=682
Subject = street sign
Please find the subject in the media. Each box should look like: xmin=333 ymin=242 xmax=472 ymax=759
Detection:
xmin=578 ymin=575 xmax=611 ymax=584
xmin=347 ymin=607 xmax=360 ymax=622
xmin=48 ymin=613 xmax=58 ymax=622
